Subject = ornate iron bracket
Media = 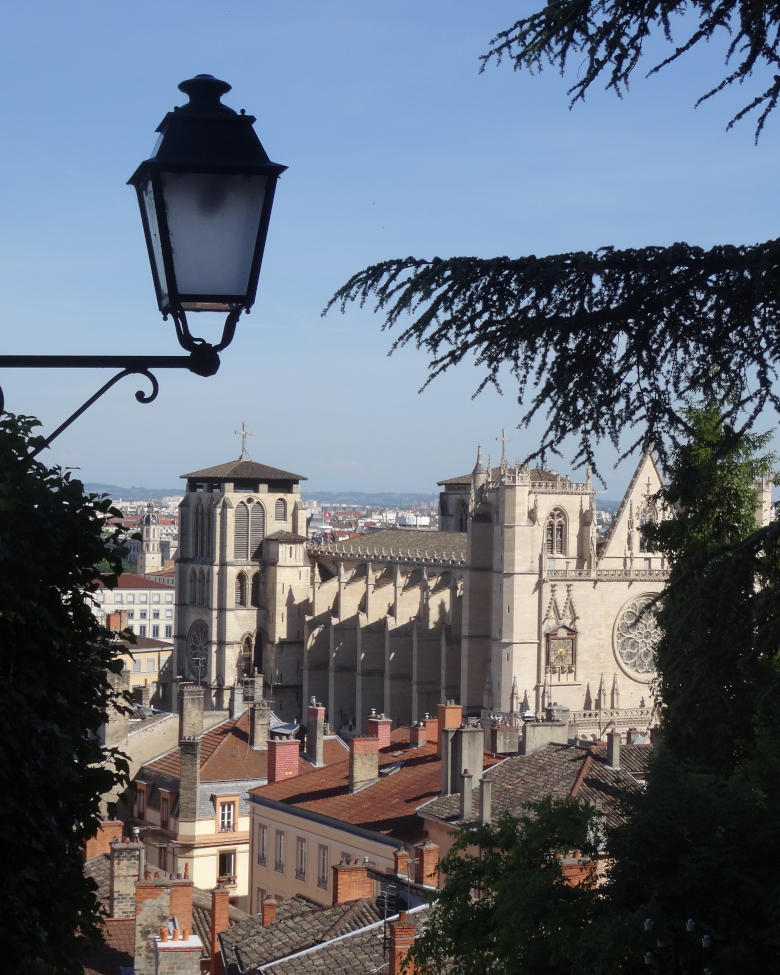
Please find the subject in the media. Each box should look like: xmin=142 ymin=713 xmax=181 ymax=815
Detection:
xmin=0 ymin=308 xmax=246 ymax=459
xmin=0 ymin=351 xmax=215 ymax=461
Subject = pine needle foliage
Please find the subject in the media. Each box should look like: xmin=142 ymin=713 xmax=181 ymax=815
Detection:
xmin=325 ymin=241 xmax=780 ymax=475
xmin=481 ymin=1 xmax=780 ymax=140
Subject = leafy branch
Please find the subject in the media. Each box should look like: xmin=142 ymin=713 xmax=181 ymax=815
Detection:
xmin=325 ymin=239 xmax=780 ymax=474
xmin=481 ymin=1 xmax=780 ymax=140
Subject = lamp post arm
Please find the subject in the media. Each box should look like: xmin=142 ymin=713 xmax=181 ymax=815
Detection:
xmin=0 ymin=352 xmax=215 ymax=461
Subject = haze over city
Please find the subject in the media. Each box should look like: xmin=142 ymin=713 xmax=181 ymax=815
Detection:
xmin=2 ymin=1 xmax=778 ymax=494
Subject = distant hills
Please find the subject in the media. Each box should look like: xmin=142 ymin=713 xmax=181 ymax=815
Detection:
xmin=84 ymin=482 xmax=622 ymax=512
xmin=84 ymin=483 xmax=436 ymax=507
xmin=85 ymin=483 xmax=181 ymax=501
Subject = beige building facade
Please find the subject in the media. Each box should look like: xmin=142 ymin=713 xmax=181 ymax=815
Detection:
xmin=172 ymin=440 xmax=773 ymax=740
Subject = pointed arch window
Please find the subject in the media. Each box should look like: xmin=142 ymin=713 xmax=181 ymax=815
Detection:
xmin=250 ymin=503 xmax=265 ymax=558
xmin=251 ymin=572 xmax=261 ymax=607
xmin=235 ymin=572 xmax=247 ymax=607
xmin=456 ymin=499 xmax=468 ymax=532
xmin=275 ymin=498 xmax=287 ymax=522
xmin=198 ymin=569 xmax=207 ymax=607
xmin=189 ymin=569 xmax=197 ymax=605
xmin=545 ymin=508 xmax=566 ymax=556
xmin=241 ymin=634 xmax=254 ymax=676
xmin=235 ymin=503 xmax=249 ymax=560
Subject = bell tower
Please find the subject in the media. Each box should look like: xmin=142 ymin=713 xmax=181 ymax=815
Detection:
xmin=137 ymin=504 xmax=162 ymax=576
xmin=174 ymin=440 xmax=308 ymax=715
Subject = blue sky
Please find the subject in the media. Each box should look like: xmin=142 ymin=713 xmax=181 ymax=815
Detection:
xmin=1 ymin=2 xmax=778 ymax=495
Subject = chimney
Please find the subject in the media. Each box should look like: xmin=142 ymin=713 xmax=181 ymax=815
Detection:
xmin=606 ymin=731 xmax=621 ymax=769
xmin=210 ymin=886 xmax=230 ymax=975
xmin=86 ymin=819 xmax=124 ymax=860
xmin=390 ymin=911 xmax=418 ymax=975
xmin=178 ymin=683 xmax=204 ymax=740
xmin=109 ymin=834 xmax=143 ymax=919
xmin=244 ymin=669 xmax=263 ymax=702
xmin=267 ymin=738 xmax=300 ymax=783
xmin=421 ymin=713 xmax=438 ymax=744
xmin=410 ymin=722 xmax=426 ymax=748
xmin=480 ymin=778 xmax=493 ymax=825
xmin=349 ymin=736 xmax=379 ymax=793
xmin=228 ymin=682 xmax=243 ymax=720
xmin=105 ymin=611 xmax=123 ymax=631
xmin=459 ymin=769 xmax=473 ymax=821
xmin=394 ymin=848 xmax=410 ymax=879
xmin=249 ymin=703 xmax=271 ymax=750
xmin=332 ymin=857 xmax=374 ymax=904
xmin=306 ymin=699 xmax=326 ymax=766
xmin=441 ymin=726 xmax=483 ymax=797
xmin=261 ymin=894 xmax=279 ymax=927
xmin=367 ymin=711 xmax=392 ymax=749
xmin=178 ymin=738 xmax=201 ymax=822
xmin=414 ymin=840 xmax=439 ymax=887
xmin=436 ymin=702 xmax=462 ymax=756
xmin=135 ymin=878 xmax=196 ymax=975
xmin=521 ymin=719 xmax=569 ymax=755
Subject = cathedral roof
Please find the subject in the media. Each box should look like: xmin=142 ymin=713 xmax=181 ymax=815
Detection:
xmin=313 ymin=528 xmax=467 ymax=563
xmin=181 ymin=458 xmax=306 ymax=481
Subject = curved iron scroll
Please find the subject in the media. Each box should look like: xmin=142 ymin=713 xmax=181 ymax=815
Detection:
xmin=26 ymin=367 xmax=160 ymax=461
xmin=0 ymin=353 xmax=199 ymax=462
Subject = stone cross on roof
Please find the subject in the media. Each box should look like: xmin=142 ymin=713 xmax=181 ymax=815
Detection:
xmin=234 ymin=421 xmax=254 ymax=461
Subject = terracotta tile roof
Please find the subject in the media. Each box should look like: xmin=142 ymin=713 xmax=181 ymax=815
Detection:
xmin=250 ymin=732 xmax=500 ymax=843
xmin=181 ymin=459 xmax=306 ymax=482
xmin=220 ymin=898 xmax=385 ymax=972
xmin=101 ymin=572 xmax=172 ymax=590
xmin=142 ymin=713 xmax=347 ymax=784
xmin=83 ymin=918 xmax=135 ymax=975
xmin=418 ymin=743 xmax=651 ymax=829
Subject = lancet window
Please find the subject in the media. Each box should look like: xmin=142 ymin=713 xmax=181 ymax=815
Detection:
xmin=545 ymin=508 xmax=566 ymax=555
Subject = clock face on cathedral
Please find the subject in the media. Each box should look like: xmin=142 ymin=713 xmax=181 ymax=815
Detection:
xmin=613 ymin=594 xmax=660 ymax=682
xmin=187 ymin=621 xmax=209 ymax=681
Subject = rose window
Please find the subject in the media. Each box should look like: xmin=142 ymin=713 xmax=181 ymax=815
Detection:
xmin=614 ymin=594 xmax=660 ymax=678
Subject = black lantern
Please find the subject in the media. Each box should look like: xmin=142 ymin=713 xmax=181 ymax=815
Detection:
xmin=0 ymin=75 xmax=287 ymax=460
xmin=129 ymin=74 xmax=286 ymax=371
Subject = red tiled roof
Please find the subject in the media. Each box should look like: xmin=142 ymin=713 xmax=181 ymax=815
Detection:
xmin=96 ymin=572 xmax=172 ymax=590
xmin=144 ymin=712 xmax=348 ymax=783
xmin=83 ymin=918 xmax=135 ymax=975
xmin=250 ymin=731 xmax=500 ymax=843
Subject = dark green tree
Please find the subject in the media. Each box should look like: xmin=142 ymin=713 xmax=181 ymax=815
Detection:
xmin=0 ymin=414 xmax=129 ymax=975
xmin=326 ymin=3 xmax=780 ymax=475
xmin=604 ymin=406 xmax=780 ymax=972
xmin=408 ymin=798 xmax=609 ymax=975
xmin=406 ymin=410 xmax=780 ymax=973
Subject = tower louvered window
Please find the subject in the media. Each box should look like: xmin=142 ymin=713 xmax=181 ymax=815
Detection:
xmin=275 ymin=498 xmax=287 ymax=521
xmin=235 ymin=503 xmax=249 ymax=560
xmin=189 ymin=569 xmax=197 ymax=605
xmin=194 ymin=504 xmax=204 ymax=557
xmin=198 ymin=570 xmax=206 ymax=607
xmin=251 ymin=572 xmax=260 ymax=607
xmin=250 ymin=503 xmax=265 ymax=558
xmin=235 ymin=572 xmax=247 ymax=606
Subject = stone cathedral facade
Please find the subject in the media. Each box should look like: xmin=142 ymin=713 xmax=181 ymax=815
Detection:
xmin=172 ymin=443 xmax=772 ymax=738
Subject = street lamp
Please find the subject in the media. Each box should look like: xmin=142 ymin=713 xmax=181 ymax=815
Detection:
xmin=0 ymin=74 xmax=286 ymax=458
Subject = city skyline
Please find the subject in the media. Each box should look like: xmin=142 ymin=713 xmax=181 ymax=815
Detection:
xmin=1 ymin=2 xmax=778 ymax=495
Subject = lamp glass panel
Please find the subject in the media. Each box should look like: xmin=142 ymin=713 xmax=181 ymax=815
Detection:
xmin=141 ymin=178 xmax=169 ymax=309
xmin=161 ymin=172 xmax=267 ymax=302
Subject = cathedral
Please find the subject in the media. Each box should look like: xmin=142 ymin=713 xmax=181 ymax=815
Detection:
xmin=168 ymin=436 xmax=750 ymax=740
